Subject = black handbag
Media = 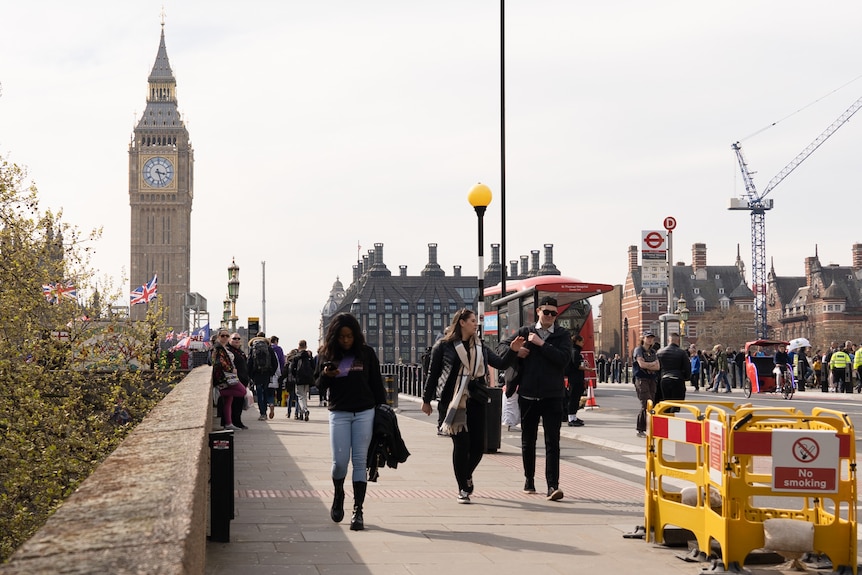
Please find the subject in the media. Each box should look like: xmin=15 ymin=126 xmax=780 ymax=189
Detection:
xmin=468 ymin=378 xmax=491 ymax=402
xmin=503 ymin=363 xmax=521 ymax=398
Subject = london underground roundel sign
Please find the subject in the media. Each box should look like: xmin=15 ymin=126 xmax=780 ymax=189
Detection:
xmin=644 ymin=231 xmax=664 ymax=249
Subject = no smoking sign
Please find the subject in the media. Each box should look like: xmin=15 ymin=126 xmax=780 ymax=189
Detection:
xmin=772 ymin=430 xmax=838 ymax=493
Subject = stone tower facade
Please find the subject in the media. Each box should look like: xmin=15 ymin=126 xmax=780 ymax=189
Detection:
xmin=129 ymin=24 xmax=193 ymax=332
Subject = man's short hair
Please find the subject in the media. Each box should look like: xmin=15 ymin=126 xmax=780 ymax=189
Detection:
xmin=538 ymin=296 xmax=558 ymax=307
xmin=257 ymin=331 xmax=266 ymax=338
xmin=670 ymin=332 xmax=680 ymax=338
xmin=270 ymin=336 xmax=279 ymax=343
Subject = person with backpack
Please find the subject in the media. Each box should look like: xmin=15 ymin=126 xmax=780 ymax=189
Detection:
xmin=291 ymin=339 xmax=315 ymax=421
xmin=280 ymin=348 xmax=298 ymax=417
xmin=248 ymin=331 xmax=278 ymax=421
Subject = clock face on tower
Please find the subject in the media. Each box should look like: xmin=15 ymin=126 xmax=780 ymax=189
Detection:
xmin=142 ymin=156 xmax=174 ymax=188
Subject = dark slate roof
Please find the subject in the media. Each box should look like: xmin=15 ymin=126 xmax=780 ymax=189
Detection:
xmin=629 ymin=264 xmax=751 ymax=311
xmin=335 ymin=273 xmax=476 ymax=317
xmin=774 ymin=277 xmax=806 ymax=307
xmin=137 ymin=27 xmax=184 ymax=131
xmin=823 ymin=279 xmax=846 ymax=300
xmin=818 ymin=266 xmax=859 ymax=304
xmin=671 ymin=266 xmax=751 ymax=310
xmin=788 ymin=286 xmax=809 ymax=307
xmin=630 ymin=268 xmax=643 ymax=291
xmin=730 ymin=280 xmax=754 ymax=299
xmin=148 ymin=28 xmax=175 ymax=82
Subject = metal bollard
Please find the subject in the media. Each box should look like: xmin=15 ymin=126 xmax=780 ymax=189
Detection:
xmin=484 ymin=386 xmax=503 ymax=453
xmin=384 ymin=375 xmax=399 ymax=408
xmin=208 ymin=429 xmax=235 ymax=542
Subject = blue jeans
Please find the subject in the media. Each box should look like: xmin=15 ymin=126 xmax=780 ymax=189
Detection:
xmin=255 ymin=383 xmax=275 ymax=415
xmin=712 ymin=370 xmax=730 ymax=392
xmin=329 ymin=408 xmax=375 ymax=482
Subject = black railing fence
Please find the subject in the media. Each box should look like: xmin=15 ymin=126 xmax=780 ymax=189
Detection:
xmin=380 ymin=363 xmax=425 ymax=402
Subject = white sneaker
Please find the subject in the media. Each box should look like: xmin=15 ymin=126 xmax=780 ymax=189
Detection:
xmin=224 ymin=424 xmax=241 ymax=431
xmin=457 ymin=490 xmax=471 ymax=504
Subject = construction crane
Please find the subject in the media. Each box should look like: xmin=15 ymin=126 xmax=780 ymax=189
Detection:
xmin=730 ymin=93 xmax=862 ymax=338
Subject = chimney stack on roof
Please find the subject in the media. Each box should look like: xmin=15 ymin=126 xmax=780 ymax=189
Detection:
xmin=529 ymin=250 xmax=540 ymax=276
xmin=692 ymin=243 xmax=707 ymax=280
xmin=421 ymin=243 xmax=445 ymax=277
xmin=540 ymin=244 xmax=561 ymax=275
xmin=628 ymin=245 xmax=638 ymax=273
xmin=853 ymin=244 xmax=862 ymax=270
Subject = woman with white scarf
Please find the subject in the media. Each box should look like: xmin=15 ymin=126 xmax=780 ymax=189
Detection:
xmin=421 ymin=309 xmax=506 ymax=504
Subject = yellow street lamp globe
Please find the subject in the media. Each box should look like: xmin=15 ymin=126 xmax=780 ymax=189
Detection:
xmin=468 ymin=183 xmax=492 ymax=208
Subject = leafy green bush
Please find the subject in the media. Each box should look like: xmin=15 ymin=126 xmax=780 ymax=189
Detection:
xmin=0 ymin=156 xmax=182 ymax=561
xmin=0 ymin=367 xmax=180 ymax=561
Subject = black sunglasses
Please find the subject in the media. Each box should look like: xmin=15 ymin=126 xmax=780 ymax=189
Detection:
xmin=541 ymin=309 xmax=558 ymax=317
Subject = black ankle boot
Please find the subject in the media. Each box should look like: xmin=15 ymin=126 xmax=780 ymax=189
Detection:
xmin=350 ymin=505 xmax=364 ymax=531
xmin=331 ymin=477 xmax=345 ymax=523
xmin=350 ymin=481 xmax=367 ymax=531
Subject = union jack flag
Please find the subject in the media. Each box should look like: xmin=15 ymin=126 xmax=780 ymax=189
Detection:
xmin=130 ymin=274 xmax=158 ymax=306
xmin=42 ymin=281 xmax=77 ymax=304
xmin=164 ymin=330 xmax=175 ymax=341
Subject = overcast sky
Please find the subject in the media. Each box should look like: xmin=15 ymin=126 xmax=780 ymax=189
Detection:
xmin=2 ymin=1 xmax=862 ymax=347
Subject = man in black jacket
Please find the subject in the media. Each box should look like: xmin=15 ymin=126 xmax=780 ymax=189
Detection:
xmin=657 ymin=332 xmax=690 ymax=409
xmin=498 ymin=296 xmax=571 ymax=502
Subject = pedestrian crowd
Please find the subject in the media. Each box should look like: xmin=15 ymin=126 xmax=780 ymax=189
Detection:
xmin=209 ymin=306 xmax=862 ymax=531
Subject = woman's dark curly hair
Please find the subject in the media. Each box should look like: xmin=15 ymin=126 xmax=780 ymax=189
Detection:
xmin=321 ymin=313 xmax=366 ymax=360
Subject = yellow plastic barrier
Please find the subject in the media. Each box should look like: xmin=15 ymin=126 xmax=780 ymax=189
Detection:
xmin=644 ymin=401 xmax=857 ymax=574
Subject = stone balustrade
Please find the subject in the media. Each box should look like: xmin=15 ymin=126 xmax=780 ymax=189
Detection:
xmin=0 ymin=366 xmax=213 ymax=575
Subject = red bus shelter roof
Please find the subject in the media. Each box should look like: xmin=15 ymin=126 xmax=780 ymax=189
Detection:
xmin=488 ymin=275 xmax=615 ymax=308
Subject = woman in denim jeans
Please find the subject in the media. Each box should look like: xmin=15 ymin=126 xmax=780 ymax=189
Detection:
xmin=317 ymin=313 xmax=386 ymax=531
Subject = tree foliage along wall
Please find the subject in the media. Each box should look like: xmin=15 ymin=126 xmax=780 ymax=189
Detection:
xmin=0 ymin=157 xmax=179 ymax=562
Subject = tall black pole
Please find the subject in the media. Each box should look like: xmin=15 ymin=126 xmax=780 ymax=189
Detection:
xmin=499 ymin=0 xmax=507 ymax=299
xmin=476 ymin=206 xmax=486 ymax=340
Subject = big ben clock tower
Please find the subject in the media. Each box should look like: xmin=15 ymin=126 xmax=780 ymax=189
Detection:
xmin=129 ymin=21 xmax=193 ymax=332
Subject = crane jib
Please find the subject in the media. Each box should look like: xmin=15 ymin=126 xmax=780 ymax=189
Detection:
xmin=730 ymin=92 xmax=862 ymax=338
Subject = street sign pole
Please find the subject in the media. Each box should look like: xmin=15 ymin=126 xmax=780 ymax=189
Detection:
xmin=663 ymin=217 xmax=677 ymax=316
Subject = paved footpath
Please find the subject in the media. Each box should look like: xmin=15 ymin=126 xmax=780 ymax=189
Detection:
xmin=205 ymin=392 xmax=845 ymax=575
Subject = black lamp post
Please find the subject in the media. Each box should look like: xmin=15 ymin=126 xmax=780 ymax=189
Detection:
xmin=227 ymin=258 xmax=240 ymax=332
xmin=468 ymin=183 xmax=492 ymax=340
